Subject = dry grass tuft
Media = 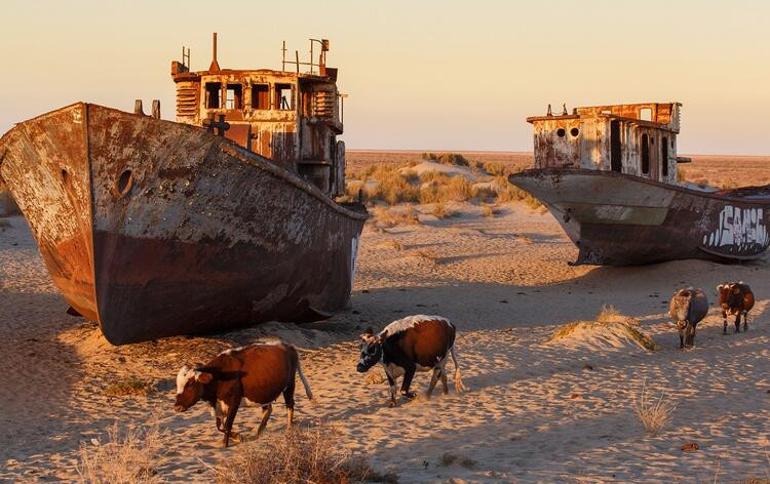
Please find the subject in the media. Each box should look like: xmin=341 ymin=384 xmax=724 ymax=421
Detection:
xmin=439 ymin=452 xmax=477 ymax=469
xmin=633 ymin=380 xmax=676 ymax=435
xmin=481 ymin=205 xmax=500 ymax=218
xmin=431 ymin=202 xmax=454 ymax=219
xmin=421 ymin=152 xmax=471 ymax=167
xmin=213 ymin=423 xmax=383 ymax=484
xmin=364 ymin=371 xmax=386 ymax=385
xmin=76 ymin=421 xmax=166 ymax=484
xmin=548 ymin=305 xmax=657 ymax=352
xmin=371 ymin=207 xmax=420 ymax=228
xmin=376 ymin=239 xmax=404 ymax=251
xmin=104 ymin=376 xmax=156 ymax=397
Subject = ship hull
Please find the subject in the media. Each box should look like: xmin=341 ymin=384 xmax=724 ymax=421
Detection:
xmin=510 ymin=168 xmax=770 ymax=265
xmin=0 ymin=103 xmax=367 ymax=344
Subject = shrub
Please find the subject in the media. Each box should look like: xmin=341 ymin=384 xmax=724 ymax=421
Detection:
xmin=104 ymin=377 xmax=156 ymax=397
xmin=431 ymin=202 xmax=454 ymax=219
xmin=633 ymin=380 xmax=676 ymax=435
xmin=372 ymin=207 xmax=420 ymax=228
xmin=213 ymin=423 xmax=375 ymax=484
xmin=366 ymin=166 xmax=419 ymax=205
xmin=76 ymin=421 xmax=166 ymax=484
xmin=481 ymin=205 xmax=500 ymax=218
xmin=421 ymin=152 xmax=470 ymax=167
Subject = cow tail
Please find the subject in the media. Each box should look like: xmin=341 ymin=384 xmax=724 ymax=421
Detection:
xmin=450 ymin=343 xmax=467 ymax=393
xmin=296 ymin=358 xmax=314 ymax=400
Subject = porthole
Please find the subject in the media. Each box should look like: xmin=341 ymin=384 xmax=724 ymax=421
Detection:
xmin=556 ymin=128 xmax=566 ymax=137
xmin=570 ymin=128 xmax=579 ymax=137
xmin=116 ymin=170 xmax=133 ymax=197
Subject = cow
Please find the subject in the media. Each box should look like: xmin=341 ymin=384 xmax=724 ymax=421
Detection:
xmin=356 ymin=315 xmax=466 ymax=407
xmin=717 ymin=282 xmax=755 ymax=334
xmin=669 ymin=287 xmax=709 ymax=349
xmin=174 ymin=341 xmax=313 ymax=447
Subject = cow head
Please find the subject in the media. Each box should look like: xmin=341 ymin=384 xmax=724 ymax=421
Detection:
xmin=174 ymin=364 xmax=214 ymax=412
xmin=356 ymin=328 xmax=383 ymax=373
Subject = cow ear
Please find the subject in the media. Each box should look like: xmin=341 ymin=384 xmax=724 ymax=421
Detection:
xmin=196 ymin=372 xmax=214 ymax=384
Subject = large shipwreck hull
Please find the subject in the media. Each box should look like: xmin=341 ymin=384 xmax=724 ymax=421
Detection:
xmin=511 ymin=168 xmax=770 ymax=265
xmin=0 ymin=103 xmax=367 ymax=344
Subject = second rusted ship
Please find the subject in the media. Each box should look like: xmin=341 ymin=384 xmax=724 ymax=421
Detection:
xmin=0 ymin=34 xmax=367 ymax=344
xmin=511 ymin=102 xmax=770 ymax=265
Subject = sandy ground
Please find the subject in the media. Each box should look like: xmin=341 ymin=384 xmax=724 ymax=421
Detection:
xmin=2 ymin=200 xmax=770 ymax=482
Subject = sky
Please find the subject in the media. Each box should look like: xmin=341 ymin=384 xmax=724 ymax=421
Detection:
xmin=0 ymin=0 xmax=768 ymax=154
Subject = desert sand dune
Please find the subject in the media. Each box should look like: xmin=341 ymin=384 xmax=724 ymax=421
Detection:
xmin=1 ymin=200 xmax=770 ymax=482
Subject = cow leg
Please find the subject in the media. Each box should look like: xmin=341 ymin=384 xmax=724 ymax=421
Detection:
xmin=426 ymin=367 xmax=441 ymax=399
xmin=440 ymin=370 xmax=449 ymax=394
xmin=222 ymin=398 xmax=241 ymax=448
xmin=283 ymin=379 xmax=296 ymax=429
xmin=679 ymin=331 xmax=684 ymax=349
xmin=722 ymin=310 xmax=728 ymax=335
xmin=743 ymin=311 xmax=749 ymax=331
xmin=400 ymin=363 xmax=417 ymax=399
xmin=256 ymin=404 xmax=273 ymax=438
xmin=735 ymin=312 xmax=741 ymax=333
xmin=385 ymin=373 xmax=398 ymax=407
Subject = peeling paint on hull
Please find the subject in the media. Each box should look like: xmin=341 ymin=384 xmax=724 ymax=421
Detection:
xmin=510 ymin=168 xmax=770 ymax=265
xmin=0 ymin=103 xmax=367 ymax=344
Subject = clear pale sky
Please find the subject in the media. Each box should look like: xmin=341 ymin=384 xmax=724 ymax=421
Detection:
xmin=1 ymin=0 xmax=768 ymax=154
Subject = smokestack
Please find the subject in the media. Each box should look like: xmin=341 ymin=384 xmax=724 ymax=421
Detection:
xmin=209 ymin=32 xmax=221 ymax=72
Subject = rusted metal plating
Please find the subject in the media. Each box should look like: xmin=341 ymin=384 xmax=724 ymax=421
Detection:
xmin=171 ymin=33 xmax=346 ymax=197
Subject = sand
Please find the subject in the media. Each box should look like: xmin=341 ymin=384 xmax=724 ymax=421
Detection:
xmin=2 ymin=198 xmax=770 ymax=482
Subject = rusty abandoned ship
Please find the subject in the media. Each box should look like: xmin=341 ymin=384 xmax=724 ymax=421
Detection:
xmin=0 ymin=34 xmax=367 ymax=344
xmin=511 ymin=102 xmax=770 ymax=265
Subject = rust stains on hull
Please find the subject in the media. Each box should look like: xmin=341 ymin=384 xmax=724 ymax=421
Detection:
xmin=511 ymin=168 xmax=770 ymax=265
xmin=0 ymin=103 xmax=367 ymax=344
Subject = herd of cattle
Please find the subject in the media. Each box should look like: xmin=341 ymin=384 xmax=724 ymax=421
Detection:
xmin=174 ymin=281 xmax=755 ymax=447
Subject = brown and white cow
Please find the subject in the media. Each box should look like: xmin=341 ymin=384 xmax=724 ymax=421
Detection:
xmin=356 ymin=315 xmax=466 ymax=407
xmin=717 ymin=282 xmax=755 ymax=334
xmin=174 ymin=341 xmax=312 ymax=447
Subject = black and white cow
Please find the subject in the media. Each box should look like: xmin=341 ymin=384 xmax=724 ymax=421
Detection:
xmin=356 ymin=315 xmax=466 ymax=407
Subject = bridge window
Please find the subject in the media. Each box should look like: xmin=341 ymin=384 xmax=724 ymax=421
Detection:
xmin=205 ymin=82 xmax=221 ymax=109
xmin=639 ymin=108 xmax=653 ymax=122
xmin=225 ymin=84 xmax=242 ymax=110
xmin=641 ymin=133 xmax=650 ymax=174
xmin=275 ymin=83 xmax=294 ymax=110
xmin=251 ymin=84 xmax=269 ymax=110
xmin=662 ymin=136 xmax=669 ymax=177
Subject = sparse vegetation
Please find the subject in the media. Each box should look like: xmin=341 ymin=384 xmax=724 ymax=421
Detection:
xmin=371 ymin=207 xmax=420 ymax=228
xmin=439 ymin=452 xmax=477 ymax=469
xmin=633 ymin=380 xmax=676 ymax=435
xmin=76 ymin=421 xmax=166 ymax=484
xmin=548 ymin=305 xmax=657 ymax=352
xmin=213 ymin=423 xmax=381 ymax=484
xmin=431 ymin=202 xmax=454 ymax=219
xmin=421 ymin=152 xmax=471 ymax=167
xmin=104 ymin=376 xmax=156 ymax=397
xmin=481 ymin=205 xmax=500 ymax=218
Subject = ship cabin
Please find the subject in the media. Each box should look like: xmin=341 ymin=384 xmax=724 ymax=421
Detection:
xmin=527 ymin=102 xmax=689 ymax=185
xmin=171 ymin=34 xmax=346 ymax=197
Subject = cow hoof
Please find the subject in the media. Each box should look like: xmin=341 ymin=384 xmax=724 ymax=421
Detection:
xmin=402 ymin=391 xmax=416 ymax=399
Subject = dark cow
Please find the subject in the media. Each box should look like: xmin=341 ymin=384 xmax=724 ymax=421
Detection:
xmin=356 ymin=315 xmax=466 ymax=407
xmin=174 ymin=341 xmax=312 ymax=447
xmin=717 ymin=282 xmax=755 ymax=334
xmin=669 ymin=287 xmax=709 ymax=349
